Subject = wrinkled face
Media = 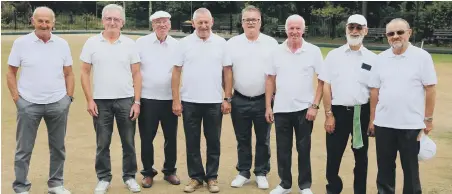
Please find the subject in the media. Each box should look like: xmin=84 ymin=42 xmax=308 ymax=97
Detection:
xmin=102 ymin=10 xmax=124 ymax=33
xmin=152 ymin=17 xmax=171 ymax=37
xmin=346 ymin=23 xmax=368 ymax=46
xmin=386 ymin=21 xmax=411 ymax=49
xmin=32 ymin=10 xmax=54 ymax=36
xmin=285 ymin=20 xmax=304 ymax=43
xmin=241 ymin=11 xmax=261 ymax=35
xmin=192 ymin=13 xmax=213 ymax=39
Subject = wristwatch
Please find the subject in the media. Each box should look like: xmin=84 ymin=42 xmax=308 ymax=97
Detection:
xmin=310 ymin=103 xmax=319 ymax=109
xmin=134 ymin=101 xmax=141 ymax=106
xmin=424 ymin=117 xmax=433 ymax=122
xmin=69 ymin=96 xmax=74 ymax=102
xmin=224 ymin=97 xmax=232 ymax=103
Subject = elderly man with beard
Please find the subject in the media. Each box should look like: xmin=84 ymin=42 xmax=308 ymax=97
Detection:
xmin=135 ymin=11 xmax=180 ymax=188
xmin=318 ymin=14 xmax=377 ymax=194
xmin=266 ymin=14 xmax=324 ymax=194
xmin=226 ymin=5 xmax=278 ymax=190
xmin=7 ymin=6 xmax=74 ymax=194
xmin=80 ymin=4 xmax=142 ymax=193
xmin=368 ymin=18 xmax=437 ymax=194
xmin=171 ymin=7 xmax=232 ymax=193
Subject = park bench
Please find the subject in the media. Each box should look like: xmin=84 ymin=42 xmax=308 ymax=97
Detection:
xmin=431 ymin=28 xmax=452 ymax=46
xmin=219 ymin=25 xmax=232 ymax=33
xmin=366 ymin=28 xmax=386 ymax=42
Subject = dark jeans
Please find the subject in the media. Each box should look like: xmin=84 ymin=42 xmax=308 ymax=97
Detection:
xmin=182 ymin=101 xmax=223 ymax=183
xmin=138 ymin=99 xmax=178 ymax=177
xmin=231 ymin=92 xmax=271 ymax=178
xmin=375 ymin=126 xmax=422 ymax=194
xmin=274 ymin=109 xmax=313 ymax=190
xmin=93 ymin=97 xmax=137 ymax=182
xmin=326 ymin=103 xmax=370 ymax=194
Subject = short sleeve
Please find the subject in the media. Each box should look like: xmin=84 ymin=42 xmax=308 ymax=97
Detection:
xmin=129 ymin=42 xmax=141 ymax=64
xmin=63 ymin=42 xmax=73 ymax=66
xmin=313 ymin=47 xmax=324 ymax=76
xmin=223 ymin=41 xmax=232 ymax=67
xmin=173 ymin=41 xmax=185 ymax=67
xmin=80 ymin=39 xmax=92 ymax=64
xmin=420 ymin=53 xmax=437 ymax=86
xmin=8 ymin=40 xmax=21 ymax=67
xmin=368 ymin=61 xmax=381 ymax=88
xmin=266 ymin=51 xmax=277 ymax=76
xmin=318 ymin=51 xmax=332 ymax=83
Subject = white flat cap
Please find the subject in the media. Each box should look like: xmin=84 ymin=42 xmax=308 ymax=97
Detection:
xmin=347 ymin=14 xmax=367 ymax=26
xmin=149 ymin=11 xmax=171 ymax=21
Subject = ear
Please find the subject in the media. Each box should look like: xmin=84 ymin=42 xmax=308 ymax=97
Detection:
xmin=363 ymin=27 xmax=368 ymax=36
xmin=211 ymin=18 xmax=214 ymax=25
xmin=191 ymin=20 xmax=195 ymax=28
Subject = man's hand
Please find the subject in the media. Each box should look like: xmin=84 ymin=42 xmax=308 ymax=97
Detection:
xmin=367 ymin=120 xmax=375 ymax=137
xmin=424 ymin=120 xmax=433 ymax=135
xmin=130 ymin=103 xmax=140 ymax=121
xmin=221 ymin=101 xmax=231 ymax=114
xmin=13 ymin=95 xmax=19 ymax=103
xmin=306 ymin=107 xmax=318 ymax=121
xmin=265 ymin=108 xmax=274 ymax=123
xmin=87 ymin=100 xmax=98 ymax=117
xmin=325 ymin=115 xmax=335 ymax=134
xmin=172 ymin=101 xmax=183 ymax=116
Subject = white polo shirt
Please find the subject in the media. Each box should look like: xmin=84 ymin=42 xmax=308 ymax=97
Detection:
xmin=175 ymin=32 xmax=231 ymax=103
xmin=318 ymin=44 xmax=377 ymax=106
xmin=80 ymin=33 xmax=140 ymax=99
xmin=7 ymin=32 xmax=73 ymax=104
xmin=369 ymin=44 xmax=437 ymax=129
xmin=226 ymin=33 xmax=279 ymax=97
xmin=266 ymin=39 xmax=324 ymax=113
xmin=136 ymin=33 xmax=178 ymax=100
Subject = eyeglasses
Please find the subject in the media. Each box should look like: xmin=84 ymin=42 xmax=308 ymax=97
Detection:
xmin=386 ymin=30 xmax=406 ymax=37
xmin=347 ymin=25 xmax=363 ymax=31
xmin=242 ymin=18 xmax=260 ymax=24
xmin=103 ymin=17 xmax=122 ymax=23
xmin=152 ymin=20 xmax=169 ymax=25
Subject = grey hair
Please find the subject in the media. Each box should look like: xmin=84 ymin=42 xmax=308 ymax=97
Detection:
xmin=285 ymin=14 xmax=305 ymax=32
xmin=102 ymin=4 xmax=126 ymax=24
xmin=386 ymin=18 xmax=410 ymax=29
xmin=241 ymin=5 xmax=261 ymax=19
xmin=32 ymin=6 xmax=55 ymax=22
xmin=192 ymin=8 xmax=212 ymax=21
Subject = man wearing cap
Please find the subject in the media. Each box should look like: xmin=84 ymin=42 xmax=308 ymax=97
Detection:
xmin=171 ymin=7 xmax=232 ymax=193
xmin=369 ymin=18 xmax=437 ymax=194
xmin=7 ymin=6 xmax=73 ymax=194
xmin=136 ymin=11 xmax=180 ymax=188
xmin=319 ymin=14 xmax=377 ymax=194
xmin=226 ymin=5 xmax=278 ymax=190
xmin=266 ymin=14 xmax=323 ymax=194
xmin=80 ymin=4 xmax=142 ymax=193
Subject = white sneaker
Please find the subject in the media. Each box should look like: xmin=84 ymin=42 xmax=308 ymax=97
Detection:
xmin=256 ymin=176 xmax=269 ymax=189
xmin=270 ymin=185 xmax=291 ymax=194
xmin=48 ymin=186 xmax=71 ymax=194
xmin=300 ymin=188 xmax=313 ymax=194
xmin=95 ymin=180 xmax=110 ymax=194
xmin=231 ymin=175 xmax=250 ymax=188
xmin=125 ymin=179 xmax=141 ymax=193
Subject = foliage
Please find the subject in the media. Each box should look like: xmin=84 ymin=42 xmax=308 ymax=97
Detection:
xmin=311 ymin=2 xmax=349 ymax=18
xmin=1 ymin=2 xmax=16 ymax=24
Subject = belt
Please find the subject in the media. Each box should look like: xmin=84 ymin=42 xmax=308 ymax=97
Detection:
xmin=234 ymin=91 xmax=265 ymax=101
xmin=333 ymin=102 xmax=370 ymax=111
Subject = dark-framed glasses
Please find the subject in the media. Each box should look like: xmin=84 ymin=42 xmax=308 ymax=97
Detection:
xmin=242 ymin=18 xmax=260 ymax=24
xmin=103 ymin=17 xmax=122 ymax=23
xmin=386 ymin=30 xmax=406 ymax=37
xmin=347 ymin=25 xmax=363 ymax=31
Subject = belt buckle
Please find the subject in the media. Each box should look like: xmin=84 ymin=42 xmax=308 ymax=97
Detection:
xmin=346 ymin=106 xmax=352 ymax=111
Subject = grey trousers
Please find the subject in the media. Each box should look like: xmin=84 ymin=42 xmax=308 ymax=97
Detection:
xmin=93 ymin=97 xmax=137 ymax=182
xmin=13 ymin=95 xmax=71 ymax=193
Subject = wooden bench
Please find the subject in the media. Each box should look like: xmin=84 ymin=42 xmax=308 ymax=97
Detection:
xmin=219 ymin=25 xmax=231 ymax=33
xmin=367 ymin=28 xmax=386 ymax=42
xmin=432 ymin=28 xmax=452 ymax=45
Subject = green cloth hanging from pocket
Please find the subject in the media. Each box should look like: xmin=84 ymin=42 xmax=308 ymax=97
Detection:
xmin=352 ymin=105 xmax=364 ymax=149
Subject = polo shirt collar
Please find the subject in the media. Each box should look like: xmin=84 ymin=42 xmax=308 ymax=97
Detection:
xmin=389 ymin=43 xmax=413 ymax=58
xmin=192 ymin=30 xmax=214 ymax=42
xmin=99 ymin=31 xmax=125 ymax=44
xmin=31 ymin=31 xmax=55 ymax=43
xmin=283 ymin=38 xmax=308 ymax=54
xmin=243 ymin=33 xmax=262 ymax=43
xmin=343 ymin=44 xmax=365 ymax=55
xmin=149 ymin=32 xmax=170 ymax=45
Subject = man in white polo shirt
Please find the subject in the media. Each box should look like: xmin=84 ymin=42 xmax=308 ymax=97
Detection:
xmin=368 ymin=18 xmax=437 ymax=194
xmin=7 ymin=6 xmax=74 ymax=194
xmin=80 ymin=4 xmax=142 ymax=194
xmin=171 ymin=7 xmax=232 ymax=193
xmin=266 ymin=14 xmax=324 ymax=194
xmin=226 ymin=5 xmax=278 ymax=190
xmin=319 ymin=14 xmax=377 ymax=194
xmin=135 ymin=10 xmax=180 ymax=188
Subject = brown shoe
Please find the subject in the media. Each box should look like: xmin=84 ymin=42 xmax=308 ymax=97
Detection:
xmin=207 ymin=179 xmax=220 ymax=193
xmin=184 ymin=179 xmax=203 ymax=193
xmin=164 ymin=174 xmax=181 ymax=185
xmin=141 ymin=176 xmax=153 ymax=188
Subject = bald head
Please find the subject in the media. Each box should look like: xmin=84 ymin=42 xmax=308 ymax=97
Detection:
xmin=33 ymin=6 xmax=55 ymax=22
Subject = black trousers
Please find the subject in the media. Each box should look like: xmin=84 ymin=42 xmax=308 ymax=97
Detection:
xmin=182 ymin=101 xmax=223 ymax=183
xmin=274 ymin=109 xmax=313 ymax=189
xmin=326 ymin=103 xmax=370 ymax=194
xmin=375 ymin=126 xmax=422 ymax=194
xmin=231 ymin=92 xmax=271 ymax=178
xmin=138 ymin=99 xmax=178 ymax=178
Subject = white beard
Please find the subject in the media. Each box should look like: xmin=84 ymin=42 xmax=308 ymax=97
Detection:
xmin=391 ymin=41 xmax=403 ymax=49
xmin=346 ymin=34 xmax=364 ymax=46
